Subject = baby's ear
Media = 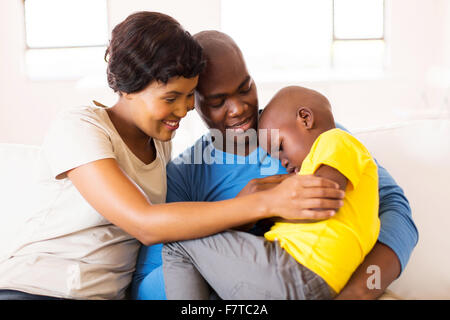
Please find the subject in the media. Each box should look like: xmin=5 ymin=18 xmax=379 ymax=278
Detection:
xmin=296 ymin=107 xmax=314 ymax=129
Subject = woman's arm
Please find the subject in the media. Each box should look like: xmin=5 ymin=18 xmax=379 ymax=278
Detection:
xmin=234 ymin=172 xmax=345 ymax=230
xmin=67 ymin=158 xmax=344 ymax=246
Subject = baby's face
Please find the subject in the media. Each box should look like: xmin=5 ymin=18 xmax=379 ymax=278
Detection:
xmin=258 ymin=113 xmax=311 ymax=174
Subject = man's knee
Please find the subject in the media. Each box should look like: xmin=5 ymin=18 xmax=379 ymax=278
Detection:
xmin=161 ymin=242 xmax=178 ymax=261
xmin=162 ymin=240 xmax=193 ymax=264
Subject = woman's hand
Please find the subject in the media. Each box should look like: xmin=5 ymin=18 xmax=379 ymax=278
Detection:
xmin=261 ymin=174 xmax=345 ymax=221
xmin=236 ymin=174 xmax=295 ymax=198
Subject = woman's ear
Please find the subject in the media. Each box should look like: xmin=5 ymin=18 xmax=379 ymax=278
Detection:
xmin=121 ymin=91 xmax=134 ymax=101
xmin=296 ymin=107 xmax=314 ymax=129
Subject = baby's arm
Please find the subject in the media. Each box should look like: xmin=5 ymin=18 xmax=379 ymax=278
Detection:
xmin=314 ymin=165 xmax=348 ymax=192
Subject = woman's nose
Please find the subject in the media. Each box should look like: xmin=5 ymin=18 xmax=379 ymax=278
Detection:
xmin=173 ymin=103 xmax=190 ymax=119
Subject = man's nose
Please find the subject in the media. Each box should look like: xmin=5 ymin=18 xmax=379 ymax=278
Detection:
xmin=227 ymin=97 xmax=246 ymax=117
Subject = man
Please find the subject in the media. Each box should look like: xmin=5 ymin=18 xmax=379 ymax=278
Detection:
xmin=132 ymin=31 xmax=418 ymax=300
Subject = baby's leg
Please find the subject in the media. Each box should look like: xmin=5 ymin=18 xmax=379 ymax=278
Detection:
xmin=162 ymin=230 xmax=333 ymax=300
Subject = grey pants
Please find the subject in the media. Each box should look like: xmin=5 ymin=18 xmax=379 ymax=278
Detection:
xmin=162 ymin=230 xmax=335 ymax=300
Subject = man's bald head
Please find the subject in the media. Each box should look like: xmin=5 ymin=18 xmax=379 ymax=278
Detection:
xmin=193 ymin=31 xmax=249 ymax=93
xmin=191 ymin=31 xmax=259 ymax=155
xmin=193 ymin=31 xmax=243 ymax=63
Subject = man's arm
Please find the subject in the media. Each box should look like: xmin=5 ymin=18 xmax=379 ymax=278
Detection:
xmin=336 ymin=161 xmax=419 ymax=299
xmin=335 ymin=242 xmax=400 ymax=299
xmin=333 ymin=122 xmax=419 ymax=299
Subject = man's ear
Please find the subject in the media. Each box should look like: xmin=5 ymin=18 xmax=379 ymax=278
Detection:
xmin=296 ymin=106 xmax=314 ymax=129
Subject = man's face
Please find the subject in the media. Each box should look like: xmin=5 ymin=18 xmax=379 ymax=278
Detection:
xmin=195 ymin=50 xmax=259 ymax=141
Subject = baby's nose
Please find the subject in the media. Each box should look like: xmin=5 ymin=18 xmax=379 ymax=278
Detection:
xmin=281 ymin=159 xmax=289 ymax=168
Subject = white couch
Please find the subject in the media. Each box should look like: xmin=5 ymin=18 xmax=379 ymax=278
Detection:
xmin=354 ymin=117 xmax=450 ymax=300
xmin=0 ymin=117 xmax=449 ymax=299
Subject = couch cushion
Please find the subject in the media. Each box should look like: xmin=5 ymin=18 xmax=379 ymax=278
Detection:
xmin=354 ymin=117 xmax=450 ymax=299
xmin=0 ymin=144 xmax=41 ymax=258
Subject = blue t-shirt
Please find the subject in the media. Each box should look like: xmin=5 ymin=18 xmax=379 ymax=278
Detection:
xmin=131 ymin=124 xmax=418 ymax=300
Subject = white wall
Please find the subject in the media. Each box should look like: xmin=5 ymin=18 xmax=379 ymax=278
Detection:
xmin=0 ymin=0 xmax=449 ymax=157
xmin=0 ymin=0 xmax=219 ymax=156
xmin=256 ymin=0 xmax=450 ymax=130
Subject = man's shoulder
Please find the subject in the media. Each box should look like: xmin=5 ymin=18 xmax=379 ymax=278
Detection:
xmin=166 ymin=132 xmax=221 ymax=201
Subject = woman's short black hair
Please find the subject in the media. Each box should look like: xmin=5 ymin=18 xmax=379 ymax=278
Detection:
xmin=105 ymin=11 xmax=206 ymax=94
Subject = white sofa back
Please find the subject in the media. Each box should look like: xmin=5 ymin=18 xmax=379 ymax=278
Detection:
xmin=0 ymin=117 xmax=449 ymax=299
xmin=354 ymin=117 xmax=450 ymax=299
xmin=0 ymin=144 xmax=41 ymax=257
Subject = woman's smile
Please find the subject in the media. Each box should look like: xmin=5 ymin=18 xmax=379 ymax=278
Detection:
xmin=161 ymin=119 xmax=180 ymax=130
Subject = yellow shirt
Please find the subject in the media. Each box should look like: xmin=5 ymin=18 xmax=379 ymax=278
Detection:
xmin=265 ymin=129 xmax=380 ymax=293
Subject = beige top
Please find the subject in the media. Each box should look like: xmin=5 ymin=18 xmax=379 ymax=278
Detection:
xmin=0 ymin=104 xmax=171 ymax=299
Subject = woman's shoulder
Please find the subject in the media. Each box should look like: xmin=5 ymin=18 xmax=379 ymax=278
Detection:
xmin=48 ymin=103 xmax=116 ymax=139
xmin=56 ymin=103 xmax=108 ymax=125
xmin=43 ymin=104 xmax=115 ymax=153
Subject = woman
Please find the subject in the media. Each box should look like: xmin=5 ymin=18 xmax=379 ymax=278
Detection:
xmin=0 ymin=12 xmax=343 ymax=300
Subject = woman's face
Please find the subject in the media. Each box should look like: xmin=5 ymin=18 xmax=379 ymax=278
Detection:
xmin=125 ymin=76 xmax=199 ymax=141
xmin=195 ymin=51 xmax=259 ymax=140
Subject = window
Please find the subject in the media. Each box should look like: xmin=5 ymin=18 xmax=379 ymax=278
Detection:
xmin=221 ymin=0 xmax=385 ymax=81
xmin=332 ymin=0 xmax=385 ymax=71
xmin=23 ymin=0 xmax=109 ymax=80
